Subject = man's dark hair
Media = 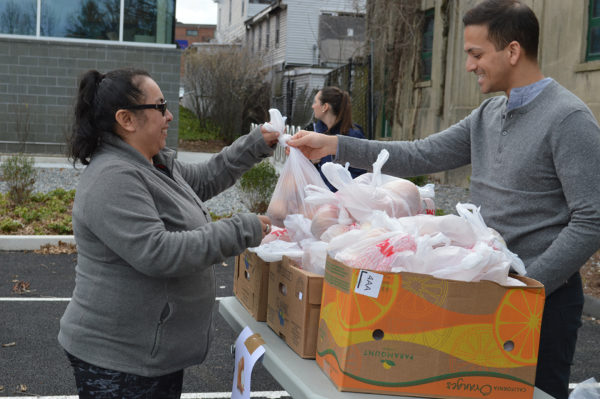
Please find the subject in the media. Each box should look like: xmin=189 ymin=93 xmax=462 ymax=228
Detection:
xmin=463 ymin=0 xmax=539 ymax=60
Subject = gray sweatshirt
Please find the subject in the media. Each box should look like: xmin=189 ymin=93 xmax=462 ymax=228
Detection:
xmin=337 ymin=80 xmax=600 ymax=295
xmin=59 ymin=126 xmax=273 ymax=377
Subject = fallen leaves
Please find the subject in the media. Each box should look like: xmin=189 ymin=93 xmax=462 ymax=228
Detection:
xmin=12 ymin=280 xmax=31 ymax=294
xmin=34 ymin=241 xmax=77 ymax=254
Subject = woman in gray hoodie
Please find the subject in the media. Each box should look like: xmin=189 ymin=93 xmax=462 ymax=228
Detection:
xmin=59 ymin=68 xmax=277 ymax=398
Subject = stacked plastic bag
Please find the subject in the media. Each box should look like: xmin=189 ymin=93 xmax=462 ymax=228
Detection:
xmin=251 ymin=109 xmax=526 ymax=286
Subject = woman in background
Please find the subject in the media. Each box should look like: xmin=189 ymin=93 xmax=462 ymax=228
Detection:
xmin=310 ymin=86 xmax=366 ymax=191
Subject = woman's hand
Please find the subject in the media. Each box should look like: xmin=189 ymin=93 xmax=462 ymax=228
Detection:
xmin=257 ymin=215 xmax=272 ymax=238
xmin=287 ymin=130 xmax=338 ymax=160
xmin=260 ymin=125 xmax=279 ymax=147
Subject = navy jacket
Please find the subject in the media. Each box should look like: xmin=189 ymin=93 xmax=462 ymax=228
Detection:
xmin=312 ymin=120 xmax=367 ymax=191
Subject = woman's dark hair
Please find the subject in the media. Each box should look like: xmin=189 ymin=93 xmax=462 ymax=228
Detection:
xmin=319 ymin=86 xmax=353 ymax=135
xmin=68 ymin=68 xmax=151 ymax=165
xmin=463 ymin=0 xmax=539 ymax=60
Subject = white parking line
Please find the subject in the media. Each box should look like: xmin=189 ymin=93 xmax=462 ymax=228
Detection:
xmin=0 ymin=392 xmax=290 ymax=399
xmin=0 ymin=297 xmax=227 ymax=302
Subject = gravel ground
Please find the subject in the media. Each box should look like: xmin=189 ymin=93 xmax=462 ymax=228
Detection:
xmin=0 ymin=166 xmax=471 ymax=216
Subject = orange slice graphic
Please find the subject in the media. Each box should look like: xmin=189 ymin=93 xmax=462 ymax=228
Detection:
xmin=336 ymin=273 xmax=400 ymax=331
xmin=494 ymin=289 xmax=544 ymax=366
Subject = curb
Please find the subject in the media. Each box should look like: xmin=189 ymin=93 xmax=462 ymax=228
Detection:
xmin=1 ymin=235 xmax=599 ymax=319
xmin=0 ymin=235 xmax=75 ymax=251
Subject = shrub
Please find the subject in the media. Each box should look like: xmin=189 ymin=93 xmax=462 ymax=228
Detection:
xmin=237 ymin=160 xmax=279 ymax=214
xmin=178 ymin=105 xmax=221 ymax=141
xmin=0 ymin=218 xmax=23 ymax=233
xmin=1 ymin=153 xmax=37 ymax=204
xmin=407 ymin=175 xmax=428 ymax=186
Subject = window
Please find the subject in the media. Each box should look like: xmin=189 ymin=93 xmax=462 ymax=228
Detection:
xmin=587 ymin=0 xmax=600 ymax=61
xmin=186 ymin=29 xmax=198 ymax=36
xmin=123 ymin=0 xmax=174 ymax=44
xmin=275 ymin=14 xmax=280 ymax=47
xmin=0 ymin=0 xmax=36 ymax=35
xmin=1 ymin=0 xmax=175 ymax=44
xmin=266 ymin=18 xmax=270 ymax=49
xmin=258 ymin=24 xmax=262 ymax=50
xmin=228 ymin=0 xmax=232 ymax=25
xmin=241 ymin=0 xmax=244 ymax=17
xmin=420 ymin=9 xmax=434 ymax=81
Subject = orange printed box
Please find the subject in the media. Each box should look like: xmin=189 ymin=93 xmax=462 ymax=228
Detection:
xmin=233 ymin=249 xmax=274 ymax=322
xmin=316 ymin=256 xmax=545 ymax=399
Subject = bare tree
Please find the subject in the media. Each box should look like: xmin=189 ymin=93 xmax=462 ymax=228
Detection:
xmin=183 ymin=46 xmax=270 ymax=143
xmin=366 ymin=0 xmax=422 ymax=128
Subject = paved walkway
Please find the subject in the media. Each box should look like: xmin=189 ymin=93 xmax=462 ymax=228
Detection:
xmin=1 ymin=151 xmax=214 ymax=169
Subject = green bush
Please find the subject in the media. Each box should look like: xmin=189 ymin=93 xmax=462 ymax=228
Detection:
xmin=178 ymin=106 xmax=221 ymax=141
xmin=0 ymin=218 xmax=23 ymax=233
xmin=237 ymin=160 xmax=279 ymax=214
xmin=1 ymin=153 xmax=37 ymax=204
xmin=407 ymin=175 xmax=428 ymax=186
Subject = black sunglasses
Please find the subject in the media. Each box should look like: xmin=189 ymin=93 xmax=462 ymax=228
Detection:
xmin=123 ymin=101 xmax=168 ymax=116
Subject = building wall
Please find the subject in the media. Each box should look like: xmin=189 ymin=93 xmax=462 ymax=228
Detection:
xmin=0 ymin=38 xmax=180 ymax=155
xmin=175 ymin=24 xmax=216 ymax=46
xmin=215 ymin=0 xmax=269 ymax=43
xmin=390 ymin=0 xmax=600 ymax=186
xmin=284 ymin=0 xmax=365 ymax=66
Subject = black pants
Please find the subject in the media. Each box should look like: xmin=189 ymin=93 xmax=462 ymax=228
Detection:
xmin=535 ymin=272 xmax=584 ymax=399
xmin=65 ymin=352 xmax=183 ymax=399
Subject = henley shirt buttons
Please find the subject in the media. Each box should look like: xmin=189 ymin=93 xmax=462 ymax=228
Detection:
xmin=502 ymin=130 xmax=508 ymax=136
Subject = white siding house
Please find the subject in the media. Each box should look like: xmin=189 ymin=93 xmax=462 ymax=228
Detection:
xmin=213 ymin=0 xmax=272 ymax=43
xmin=214 ymin=0 xmax=366 ymax=125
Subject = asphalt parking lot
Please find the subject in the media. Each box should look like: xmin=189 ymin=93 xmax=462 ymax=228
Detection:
xmin=0 ymin=252 xmax=288 ymax=398
xmin=0 ymin=251 xmax=599 ymax=398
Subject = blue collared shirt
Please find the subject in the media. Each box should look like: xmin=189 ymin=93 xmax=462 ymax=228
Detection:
xmin=506 ymin=77 xmax=553 ymax=111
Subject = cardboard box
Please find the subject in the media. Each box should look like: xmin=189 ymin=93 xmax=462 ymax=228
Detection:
xmin=317 ymin=256 xmax=545 ymax=399
xmin=267 ymin=256 xmax=324 ymax=358
xmin=233 ymin=249 xmax=274 ymax=322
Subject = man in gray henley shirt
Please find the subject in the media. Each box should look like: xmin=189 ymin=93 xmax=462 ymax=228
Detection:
xmin=288 ymin=1 xmax=600 ymax=398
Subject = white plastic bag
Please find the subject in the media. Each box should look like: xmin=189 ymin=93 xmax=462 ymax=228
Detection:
xmin=456 ymin=203 xmax=526 ymax=275
xmin=248 ymin=240 xmax=304 ymax=262
xmin=569 ymin=378 xmax=600 ymax=399
xmin=322 ymin=150 xmax=428 ymax=222
xmin=266 ymin=147 xmax=329 ymax=227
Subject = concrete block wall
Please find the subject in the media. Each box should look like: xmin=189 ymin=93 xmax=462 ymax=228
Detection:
xmin=0 ymin=37 xmax=181 ymax=156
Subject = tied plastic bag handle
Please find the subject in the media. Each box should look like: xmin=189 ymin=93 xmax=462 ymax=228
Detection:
xmin=263 ymin=108 xmax=287 ymax=134
xmin=263 ymin=108 xmax=291 ymax=146
xmin=371 ymin=149 xmax=389 ymax=187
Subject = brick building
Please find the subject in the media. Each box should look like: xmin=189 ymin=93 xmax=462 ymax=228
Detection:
xmin=175 ymin=23 xmax=216 ymax=49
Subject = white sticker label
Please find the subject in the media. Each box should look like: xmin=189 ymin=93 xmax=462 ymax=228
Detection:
xmin=354 ymin=270 xmax=383 ymax=298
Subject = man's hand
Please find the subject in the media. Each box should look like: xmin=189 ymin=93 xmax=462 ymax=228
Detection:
xmin=287 ymin=130 xmax=338 ymax=160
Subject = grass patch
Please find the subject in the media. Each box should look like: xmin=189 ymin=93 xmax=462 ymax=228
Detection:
xmin=178 ymin=105 xmax=221 ymax=141
xmin=0 ymin=188 xmax=74 ymax=235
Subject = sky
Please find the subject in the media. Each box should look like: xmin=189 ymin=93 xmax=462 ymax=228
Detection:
xmin=176 ymin=0 xmax=218 ymax=25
